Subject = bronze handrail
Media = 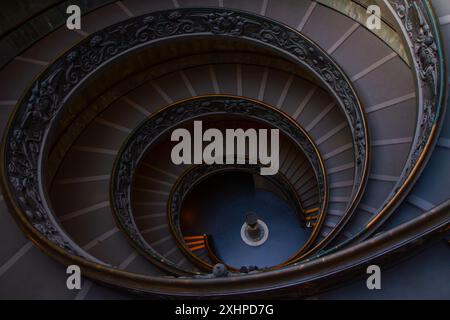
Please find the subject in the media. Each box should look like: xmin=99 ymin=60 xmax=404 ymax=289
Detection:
xmin=1 ymin=8 xmax=368 ymax=269
xmin=3 ymin=189 xmax=447 ymax=297
xmin=329 ymin=0 xmax=449 ymax=246
xmin=113 ymin=96 xmax=327 ymax=273
xmin=167 ymin=161 xmax=313 ymax=271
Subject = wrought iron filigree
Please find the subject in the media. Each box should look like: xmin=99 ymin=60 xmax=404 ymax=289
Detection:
xmin=388 ymin=0 xmax=440 ymax=161
xmin=169 ymin=163 xmax=308 ymax=247
xmin=111 ymin=97 xmax=327 ymax=272
xmin=363 ymin=1 xmax=446 ymax=225
xmin=168 ymin=162 xmax=307 ymax=271
xmin=2 ymin=8 xmax=367 ymax=262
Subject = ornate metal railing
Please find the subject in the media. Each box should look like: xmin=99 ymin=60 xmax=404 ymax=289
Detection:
xmin=168 ymin=162 xmax=309 ymax=271
xmin=1 ymin=8 xmax=369 ymax=270
xmin=285 ymin=0 xmax=449 ymax=264
xmin=0 ymin=4 xmax=447 ymax=296
xmin=369 ymin=0 xmax=447 ymax=229
xmin=337 ymin=0 xmax=448 ymax=245
xmin=111 ymin=96 xmax=327 ymax=274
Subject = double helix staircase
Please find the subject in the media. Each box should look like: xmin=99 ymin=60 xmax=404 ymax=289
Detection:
xmin=0 ymin=0 xmax=449 ymax=299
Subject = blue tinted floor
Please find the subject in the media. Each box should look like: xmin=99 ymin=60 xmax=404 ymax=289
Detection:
xmin=181 ymin=172 xmax=310 ymax=269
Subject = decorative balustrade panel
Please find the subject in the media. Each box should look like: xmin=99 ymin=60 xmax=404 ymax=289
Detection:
xmin=111 ymin=97 xmax=327 ymax=272
xmin=1 ymin=8 xmax=368 ymax=261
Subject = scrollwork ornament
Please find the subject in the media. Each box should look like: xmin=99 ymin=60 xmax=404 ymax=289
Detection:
xmin=387 ymin=0 xmax=442 ymax=193
xmin=111 ymin=97 xmax=327 ymax=270
xmin=3 ymin=8 xmax=366 ymax=260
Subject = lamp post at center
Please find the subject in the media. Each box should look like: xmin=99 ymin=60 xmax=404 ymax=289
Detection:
xmin=241 ymin=212 xmax=269 ymax=246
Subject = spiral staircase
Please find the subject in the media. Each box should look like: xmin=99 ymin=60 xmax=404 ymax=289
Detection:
xmin=0 ymin=0 xmax=449 ymax=299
